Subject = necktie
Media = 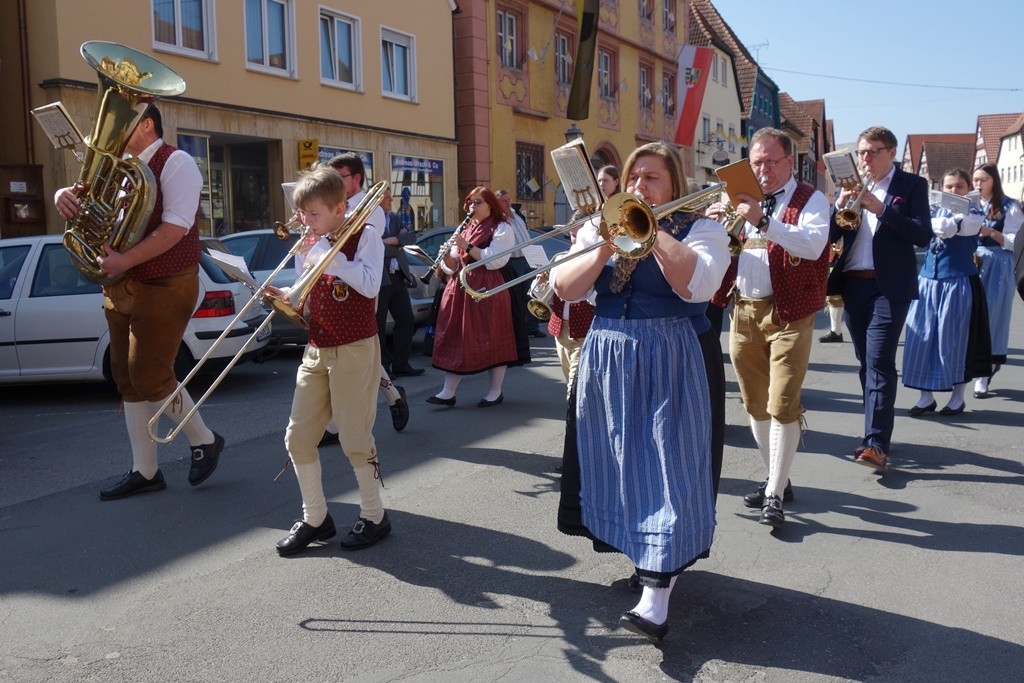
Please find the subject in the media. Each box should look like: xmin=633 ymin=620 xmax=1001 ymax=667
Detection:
xmin=760 ymin=189 xmax=783 ymax=221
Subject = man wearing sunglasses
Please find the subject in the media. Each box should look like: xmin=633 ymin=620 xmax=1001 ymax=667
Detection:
xmin=826 ymin=126 xmax=931 ymax=472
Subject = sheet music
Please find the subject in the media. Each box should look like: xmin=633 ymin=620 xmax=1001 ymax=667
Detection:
xmin=206 ymin=249 xmax=261 ymax=291
xmin=31 ymin=102 xmax=85 ymax=158
xmin=930 ymin=190 xmax=970 ymax=215
xmin=823 ymin=150 xmax=861 ymax=189
xmin=522 ymin=244 xmax=549 ymax=269
xmin=550 ymin=139 xmax=602 ymax=213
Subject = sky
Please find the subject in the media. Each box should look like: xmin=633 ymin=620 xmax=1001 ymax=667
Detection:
xmin=709 ymin=0 xmax=1023 ymax=153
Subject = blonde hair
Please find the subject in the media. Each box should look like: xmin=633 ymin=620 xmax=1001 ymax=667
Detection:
xmin=292 ymin=165 xmax=347 ymax=210
xmin=621 ymin=142 xmax=691 ymax=198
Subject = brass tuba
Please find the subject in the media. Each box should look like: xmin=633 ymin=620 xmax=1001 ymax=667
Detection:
xmin=62 ymin=42 xmax=186 ymax=284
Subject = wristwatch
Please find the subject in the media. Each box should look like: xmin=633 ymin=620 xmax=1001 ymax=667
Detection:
xmin=756 ymin=214 xmax=770 ymax=230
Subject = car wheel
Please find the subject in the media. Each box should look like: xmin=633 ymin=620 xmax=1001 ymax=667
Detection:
xmin=173 ymin=345 xmax=195 ymax=382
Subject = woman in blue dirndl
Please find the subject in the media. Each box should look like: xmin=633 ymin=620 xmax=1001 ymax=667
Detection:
xmin=971 ymin=163 xmax=1021 ymax=397
xmin=552 ymin=142 xmax=729 ymax=644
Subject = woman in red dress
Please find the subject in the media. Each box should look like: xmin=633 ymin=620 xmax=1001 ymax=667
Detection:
xmin=428 ymin=187 xmax=518 ymax=407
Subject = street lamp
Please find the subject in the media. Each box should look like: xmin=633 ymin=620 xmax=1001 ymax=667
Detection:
xmin=564 ymin=122 xmax=583 ymax=143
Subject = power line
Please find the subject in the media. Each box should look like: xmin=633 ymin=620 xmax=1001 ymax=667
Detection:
xmin=761 ymin=66 xmax=1023 ymax=92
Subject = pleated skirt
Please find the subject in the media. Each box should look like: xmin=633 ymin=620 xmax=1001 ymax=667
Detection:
xmin=977 ymin=246 xmax=1014 ymax=359
xmin=576 ymin=316 xmax=715 ymax=575
xmin=903 ymin=276 xmax=973 ymax=390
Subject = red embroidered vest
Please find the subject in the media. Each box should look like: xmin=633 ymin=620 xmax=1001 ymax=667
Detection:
xmin=711 ymin=181 xmax=828 ymax=324
xmin=306 ymin=230 xmax=378 ymax=348
xmin=130 ymin=143 xmax=201 ymax=282
xmin=547 ymin=294 xmax=595 ymax=339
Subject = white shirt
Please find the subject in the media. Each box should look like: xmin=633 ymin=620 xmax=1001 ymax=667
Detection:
xmin=440 ymin=220 xmax=515 ymax=274
xmin=979 ymin=199 xmax=1022 ymax=252
xmin=842 ymin=165 xmax=895 ymax=271
xmin=294 ymin=227 xmax=384 ymax=299
xmin=553 ymin=214 xmax=730 ymax=303
xmin=131 ymin=138 xmax=203 ymax=231
xmin=736 ymin=176 xmax=830 ymax=298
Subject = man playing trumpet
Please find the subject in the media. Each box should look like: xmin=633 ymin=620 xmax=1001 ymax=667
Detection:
xmin=826 ymin=126 xmax=931 ymax=472
xmin=707 ymin=127 xmax=830 ymax=528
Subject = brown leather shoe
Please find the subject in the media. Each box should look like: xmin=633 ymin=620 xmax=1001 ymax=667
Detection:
xmin=854 ymin=446 xmax=887 ymax=471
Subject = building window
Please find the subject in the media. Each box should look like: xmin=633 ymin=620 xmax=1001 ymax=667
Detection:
xmin=516 ymin=142 xmax=544 ymax=202
xmin=598 ymin=48 xmax=617 ymax=100
xmin=720 ymin=57 xmax=727 ymax=87
xmin=555 ymin=31 xmax=572 ymax=86
xmin=639 ymin=0 xmax=653 ymax=22
xmin=639 ymin=63 xmax=653 ymax=110
xmin=662 ymin=1 xmax=675 ymax=33
xmin=728 ymin=124 xmax=736 ymax=152
xmin=497 ymin=9 xmax=520 ymax=70
xmin=702 ymin=116 xmax=711 ymax=143
xmin=153 ymin=0 xmax=214 ymax=58
xmin=662 ymin=72 xmax=676 ymax=117
xmin=245 ymin=0 xmax=293 ymax=74
xmin=381 ymin=28 xmax=416 ymax=100
xmin=319 ymin=9 xmax=359 ymax=89
xmin=710 ymin=53 xmax=718 ymax=82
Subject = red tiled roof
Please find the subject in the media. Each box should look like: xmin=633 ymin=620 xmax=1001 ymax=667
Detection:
xmin=778 ymin=92 xmax=808 ymax=147
xmin=690 ymin=0 xmax=762 ymax=118
xmin=976 ymin=113 xmax=1023 ymax=164
xmin=901 ymin=133 xmax=974 ymax=173
xmin=920 ymin=141 xmax=976 ymax=181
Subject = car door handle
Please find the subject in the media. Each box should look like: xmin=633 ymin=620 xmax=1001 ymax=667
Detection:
xmin=0 ymin=309 xmax=11 ymax=317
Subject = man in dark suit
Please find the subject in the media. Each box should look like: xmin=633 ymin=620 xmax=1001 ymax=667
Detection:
xmin=377 ymin=188 xmax=424 ymax=377
xmin=827 ymin=126 xmax=931 ymax=472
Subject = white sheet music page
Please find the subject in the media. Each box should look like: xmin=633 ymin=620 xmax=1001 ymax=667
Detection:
xmin=823 ymin=150 xmax=862 ymax=189
xmin=550 ymin=139 xmax=602 ymax=213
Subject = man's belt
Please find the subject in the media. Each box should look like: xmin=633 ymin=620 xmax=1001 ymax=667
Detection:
xmin=845 ymin=269 xmax=875 ymax=279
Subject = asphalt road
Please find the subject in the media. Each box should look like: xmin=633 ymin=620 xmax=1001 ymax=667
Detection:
xmin=2 ymin=300 xmax=1023 ymax=682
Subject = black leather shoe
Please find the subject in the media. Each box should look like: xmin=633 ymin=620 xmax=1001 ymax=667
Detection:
xmin=908 ymin=401 xmax=937 ymax=417
xmin=339 ymin=513 xmax=391 ymax=550
xmin=939 ymin=403 xmax=965 ymax=416
xmin=760 ymin=495 xmax=784 ymax=528
xmin=392 ymin=365 xmax=425 ymax=377
xmin=743 ymin=479 xmax=793 ymax=508
xmin=477 ymin=394 xmax=504 ymax=408
xmin=819 ymin=331 xmax=843 ymax=343
xmin=619 ymin=611 xmax=668 ymax=644
xmin=100 ymin=469 xmax=167 ymax=501
xmin=974 ymin=390 xmax=993 ymax=399
xmin=426 ymin=395 xmax=456 ymax=407
xmin=188 ymin=432 xmax=225 ymax=486
xmin=276 ymin=514 xmax=337 ymax=557
xmin=318 ymin=430 xmax=340 ymax=447
xmin=391 ymin=386 xmax=409 ymax=432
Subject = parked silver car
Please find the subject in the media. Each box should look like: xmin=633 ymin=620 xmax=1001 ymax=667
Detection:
xmin=0 ymin=235 xmax=270 ymax=385
xmin=214 ymin=229 xmax=442 ymax=345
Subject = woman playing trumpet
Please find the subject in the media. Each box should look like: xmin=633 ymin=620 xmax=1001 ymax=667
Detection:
xmin=553 ymin=142 xmax=729 ymax=643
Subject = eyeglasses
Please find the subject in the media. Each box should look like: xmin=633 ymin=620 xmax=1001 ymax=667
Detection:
xmin=337 ymin=172 xmax=353 ymax=179
xmin=468 ymin=199 xmax=483 ymax=206
xmin=856 ymin=146 xmax=890 ymax=158
xmin=749 ymin=155 xmax=789 ymax=170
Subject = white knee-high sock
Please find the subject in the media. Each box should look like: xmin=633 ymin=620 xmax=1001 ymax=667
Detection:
xmin=766 ymin=419 xmax=801 ymax=500
xmin=975 ymin=376 xmax=989 ymax=393
xmin=485 ymin=366 xmax=506 ymax=400
xmin=750 ymin=417 xmax=771 ymax=471
xmin=631 ymin=575 xmax=677 ymax=625
xmin=437 ymin=372 xmax=461 ymax=400
xmin=829 ymin=305 xmax=844 ymax=334
xmin=379 ymin=365 xmax=400 ymax=405
xmin=163 ymin=385 xmax=216 ymax=447
xmin=293 ymin=460 xmax=327 ymax=527
xmin=124 ymin=401 xmax=160 ymax=479
xmin=915 ymin=390 xmax=935 ymax=409
xmin=353 ymin=463 xmax=385 ymax=524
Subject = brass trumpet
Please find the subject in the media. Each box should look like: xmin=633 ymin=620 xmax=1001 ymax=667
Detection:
xmin=835 ymin=167 xmax=874 ymax=230
xmin=459 ymin=183 xmax=726 ymax=301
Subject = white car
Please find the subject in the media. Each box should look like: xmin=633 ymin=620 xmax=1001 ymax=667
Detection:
xmin=0 ymin=234 xmax=270 ymax=385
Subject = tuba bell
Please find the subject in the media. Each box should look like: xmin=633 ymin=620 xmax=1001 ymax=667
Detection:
xmin=59 ymin=42 xmax=186 ymax=284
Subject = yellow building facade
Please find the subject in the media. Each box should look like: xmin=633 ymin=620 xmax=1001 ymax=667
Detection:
xmin=0 ymin=0 xmax=459 ymax=237
xmin=454 ymin=0 xmax=689 ymax=227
